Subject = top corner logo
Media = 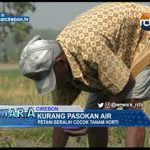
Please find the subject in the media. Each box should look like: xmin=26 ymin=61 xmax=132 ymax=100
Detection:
xmin=140 ymin=13 xmax=150 ymax=31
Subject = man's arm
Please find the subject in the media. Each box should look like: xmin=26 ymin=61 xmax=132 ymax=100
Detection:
xmin=51 ymin=81 xmax=81 ymax=147
xmin=108 ymin=74 xmax=136 ymax=103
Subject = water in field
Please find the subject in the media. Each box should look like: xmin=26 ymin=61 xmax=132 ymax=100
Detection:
xmin=0 ymin=64 xmax=149 ymax=147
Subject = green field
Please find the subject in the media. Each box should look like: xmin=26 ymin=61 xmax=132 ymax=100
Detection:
xmin=0 ymin=64 xmax=149 ymax=147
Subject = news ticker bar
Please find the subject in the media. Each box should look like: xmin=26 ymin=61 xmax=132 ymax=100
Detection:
xmin=0 ymin=105 xmax=149 ymax=128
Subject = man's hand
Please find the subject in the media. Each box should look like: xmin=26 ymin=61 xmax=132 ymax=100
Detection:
xmin=63 ymin=127 xmax=88 ymax=137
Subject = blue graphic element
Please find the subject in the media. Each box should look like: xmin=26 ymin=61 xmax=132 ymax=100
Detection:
xmin=0 ymin=12 xmax=29 ymax=22
xmin=0 ymin=13 xmax=7 ymax=17
xmin=140 ymin=20 xmax=150 ymax=31
xmin=0 ymin=107 xmax=149 ymax=128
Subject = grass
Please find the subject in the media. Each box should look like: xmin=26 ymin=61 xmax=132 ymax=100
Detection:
xmin=0 ymin=68 xmax=54 ymax=147
xmin=0 ymin=69 xmax=52 ymax=105
xmin=0 ymin=65 xmax=149 ymax=147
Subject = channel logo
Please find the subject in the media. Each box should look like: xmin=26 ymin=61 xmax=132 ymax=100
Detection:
xmin=140 ymin=13 xmax=150 ymax=31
